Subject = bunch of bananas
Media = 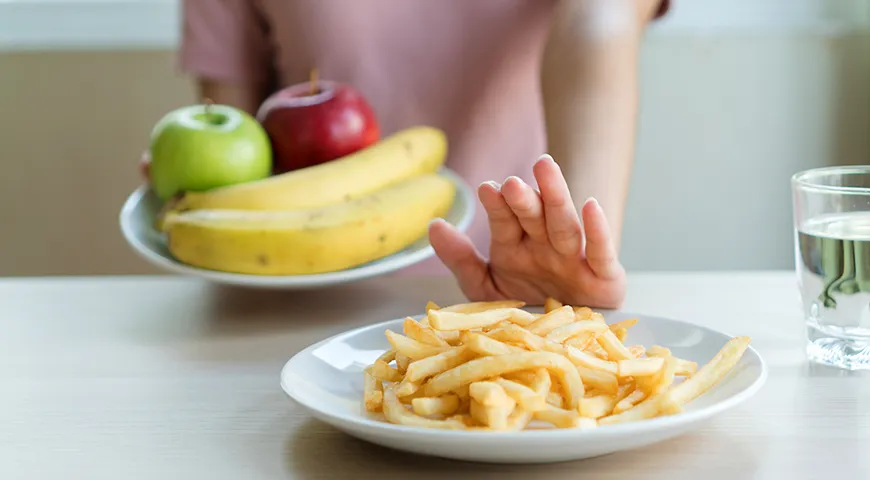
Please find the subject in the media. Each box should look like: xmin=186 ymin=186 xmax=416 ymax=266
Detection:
xmin=156 ymin=126 xmax=456 ymax=275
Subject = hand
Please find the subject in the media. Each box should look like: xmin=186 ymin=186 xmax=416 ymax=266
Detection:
xmin=139 ymin=150 xmax=151 ymax=183
xmin=429 ymin=154 xmax=626 ymax=309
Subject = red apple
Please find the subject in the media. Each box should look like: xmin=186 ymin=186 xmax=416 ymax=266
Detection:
xmin=256 ymin=80 xmax=380 ymax=173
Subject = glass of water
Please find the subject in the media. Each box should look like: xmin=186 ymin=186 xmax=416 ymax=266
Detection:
xmin=793 ymin=166 xmax=870 ymax=370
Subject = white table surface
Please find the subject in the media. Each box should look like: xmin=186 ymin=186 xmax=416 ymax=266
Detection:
xmin=1 ymin=272 xmax=868 ymax=479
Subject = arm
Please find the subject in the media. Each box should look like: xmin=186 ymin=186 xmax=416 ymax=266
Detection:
xmin=179 ymin=0 xmax=275 ymax=116
xmin=541 ymin=0 xmax=666 ymax=250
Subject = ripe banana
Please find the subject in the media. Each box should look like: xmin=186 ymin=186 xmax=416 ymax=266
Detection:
xmin=163 ymin=173 xmax=455 ymax=275
xmin=163 ymin=125 xmax=447 ymax=215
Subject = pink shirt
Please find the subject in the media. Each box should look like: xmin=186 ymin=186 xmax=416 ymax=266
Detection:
xmin=179 ymin=0 xmax=668 ymax=275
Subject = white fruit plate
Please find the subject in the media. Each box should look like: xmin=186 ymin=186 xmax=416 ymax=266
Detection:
xmin=280 ymin=310 xmax=767 ymax=464
xmin=119 ymin=168 xmax=475 ymax=288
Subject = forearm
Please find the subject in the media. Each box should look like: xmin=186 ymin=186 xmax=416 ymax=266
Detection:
xmin=541 ymin=0 xmax=656 ymax=249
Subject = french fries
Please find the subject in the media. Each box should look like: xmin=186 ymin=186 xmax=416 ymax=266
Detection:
xmin=363 ymin=298 xmax=751 ymax=431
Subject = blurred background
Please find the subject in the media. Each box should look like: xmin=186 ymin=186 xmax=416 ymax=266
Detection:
xmin=0 ymin=0 xmax=868 ymax=276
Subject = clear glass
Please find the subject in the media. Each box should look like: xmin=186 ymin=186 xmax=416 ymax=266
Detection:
xmin=792 ymin=166 xmax=870 ymax=370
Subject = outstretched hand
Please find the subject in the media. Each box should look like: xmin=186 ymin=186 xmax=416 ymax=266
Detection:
xmin=429 ymin=154 xmax=626 ymax=309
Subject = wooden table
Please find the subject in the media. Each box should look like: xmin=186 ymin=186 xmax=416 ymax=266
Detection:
xmin=2 ymin=272 xmax=868 ymax=479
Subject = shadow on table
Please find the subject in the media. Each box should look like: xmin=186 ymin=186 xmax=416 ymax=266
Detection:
xmin=803 ymin=362 xmax=870 ymax=378
xmin=157 ymin=277 xmax=464 ymax=364
xmin=199 ymin=283 xmax=381 ymax=333
xmin=284 ymin=419 xmax=761 ymax=480
xmin=198 ymin=277 xmax=462 ymax=336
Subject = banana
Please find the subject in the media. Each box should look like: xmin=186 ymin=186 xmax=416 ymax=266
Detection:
xmin=163 ymin=173 xmax=455 ymax=275
xmin=163 ymin=125 xmax=447 ymax=216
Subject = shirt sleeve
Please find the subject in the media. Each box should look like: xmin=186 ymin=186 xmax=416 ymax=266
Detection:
xmin=178 ymin=0 xmax=274 ymax=86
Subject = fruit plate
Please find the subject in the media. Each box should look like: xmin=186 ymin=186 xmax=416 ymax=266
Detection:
xmin=280 ymin=310 xmax=767 ymax=464
xmin=119 ymin=168 xmax=475 ymax=288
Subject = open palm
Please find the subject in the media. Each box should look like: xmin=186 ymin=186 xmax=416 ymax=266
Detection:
xmin=429 ymin=155 xmax=626 ymax=309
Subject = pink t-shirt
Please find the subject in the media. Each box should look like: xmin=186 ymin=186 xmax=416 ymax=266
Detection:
xmin=179 ymin=0 xmax=668 ymax=275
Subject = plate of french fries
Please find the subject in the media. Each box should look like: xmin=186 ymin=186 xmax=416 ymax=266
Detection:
xmin=280 ymin=299 xmax=766 ymax=463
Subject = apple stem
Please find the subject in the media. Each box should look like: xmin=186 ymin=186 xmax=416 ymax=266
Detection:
xmin=309 ymin=68 xmax=319 ymax=96
xmin=204 ymin=97 xmax=214 ymax=117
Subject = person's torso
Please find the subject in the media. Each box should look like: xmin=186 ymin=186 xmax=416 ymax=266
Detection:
xmin=258 ymin=0 xmax=556 ymax=271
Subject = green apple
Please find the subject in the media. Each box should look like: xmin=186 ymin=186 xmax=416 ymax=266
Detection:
xmin=149 ymin=104 xmax=272 ymax=201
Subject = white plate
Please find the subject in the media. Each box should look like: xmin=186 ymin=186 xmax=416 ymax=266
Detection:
xmin=280 ymin=310 xmax=767 ymax=464
xmin=118 ymin=169 xmax=475 ymax=288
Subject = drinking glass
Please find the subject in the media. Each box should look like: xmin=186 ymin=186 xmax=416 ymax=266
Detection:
xmin=792 ymin=166 xmax=870 ymax=370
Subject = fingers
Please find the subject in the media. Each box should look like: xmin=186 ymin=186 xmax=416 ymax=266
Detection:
xmin=501 ymin=176 xmax=548 ymax=243
xmin=581 ymin=197 xmax=624 ymax=280
xmin=428 ymin=219 xmax=495 ymax=300
xmin=533 ymin=155 xmax=584 ymax=257
xmin=478 ymin=182 xmax=523 ymax=246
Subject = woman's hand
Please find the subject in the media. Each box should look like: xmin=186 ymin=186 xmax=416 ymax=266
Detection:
xmin=429 ymin=154 xmax=626 ymax=309
xmin=139 ymin=150 xmax=152 ymax=183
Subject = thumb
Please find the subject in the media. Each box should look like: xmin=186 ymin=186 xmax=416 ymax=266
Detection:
xmin=428 ymin=219 xmax=494 ymax=300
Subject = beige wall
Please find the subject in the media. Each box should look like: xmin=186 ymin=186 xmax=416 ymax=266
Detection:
xmin=0 ymin=51 xmax=194 ymax=276
xmin=1 ymin=32 xmax=869 ymax=276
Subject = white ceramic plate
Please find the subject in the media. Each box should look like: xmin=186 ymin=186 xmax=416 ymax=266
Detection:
xmin=118 ymin=169 xmax=475 ymax=288
xmin=280 ymin=310 xmax=767 ymax=464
